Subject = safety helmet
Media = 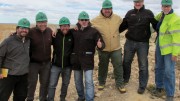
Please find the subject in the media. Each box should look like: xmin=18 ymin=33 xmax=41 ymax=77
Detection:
xmin=59 ymin=17 xmax=70 ymax=25
xmin=78 ymin=11 xmax=89 ymax=20
xmin=102 ymin=0 xmax=112 ymax=8
xmin=17 ymin=18 xmax=30 ymax=28
xmin=36 ymin=12 xmax=47 ymax=22
xmin=161 ymin=0 xmax=172 ymax=5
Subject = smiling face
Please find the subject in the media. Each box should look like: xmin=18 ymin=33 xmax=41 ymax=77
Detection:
xmin=16 ymin=27 xmax=29 ymax=37
xmin=134 ymin=1 xmax=144 ymax=10
xmin=162 ymin=5 xmax=172 ymax=14
xmin=78 ymin=19 xmax=89 ymax=28
xmin=60 ymin=24 xmax=70 ymax=35
xmin=102 ymin=8 xmax=112 ymax=18
xmin=36 ymin=21 xmax=47 ymax=32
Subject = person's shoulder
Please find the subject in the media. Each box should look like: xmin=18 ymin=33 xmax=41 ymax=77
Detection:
xmin=46 ymin=27 xmax=53 ymax=32
xmin=144 ymin=9 xmax=153 ymax=14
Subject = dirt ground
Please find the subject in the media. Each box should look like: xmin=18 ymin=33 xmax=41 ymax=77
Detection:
xmin=0 ymin=24 xmax=180 ymax=101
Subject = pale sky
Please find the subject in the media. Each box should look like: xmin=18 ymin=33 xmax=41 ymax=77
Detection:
xmin=0 ymin=0 xmax=180 ymax=24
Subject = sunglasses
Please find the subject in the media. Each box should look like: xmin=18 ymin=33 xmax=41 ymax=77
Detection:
xmin=162 ymin=5 xmax=171 ymax=8
xmin=80 ymin=19 xmax=89 ymax=21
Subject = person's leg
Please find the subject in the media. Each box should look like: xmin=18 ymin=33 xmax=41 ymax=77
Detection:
xmin=74 ymin=70 xmax=85 ymax=100
xmin=136 ymin=42 xmax=149 ymax=94
xmin=13 ymin=74 xmax=28 ymax=101
xmin=60 ymin=67 xmax=72 ymax=100
xmin=164 ymin=54 xmax=175 ymax=97
xmin=84 ymin=70 xmax=94 ymax=101
xmin=155 ymin=42 xmax=165 ymax=89
xmin=123 ymin=39 xmax=136 ymax=83
xmin=47 ymin=65 xmax=61 ymax=101
xmin=98 ymin=50 xmax=110 ymax=86
xmin=27 ymin=63 xmax=40 ymax=101
xmin=0 ymin=75 xmax=16 ymax=101
xmin=39 ymin=62 xmax=51 ymax=101
xmin=110 ymin=49 xmax=123 ymax=87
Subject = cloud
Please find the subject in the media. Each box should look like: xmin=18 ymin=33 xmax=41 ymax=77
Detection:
xmin=0 ymin=0 xmax=180 ymax=24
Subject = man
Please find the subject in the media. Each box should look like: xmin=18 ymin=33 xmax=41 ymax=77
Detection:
xmin=91 ymin=0 xmax=126 ymax=93
xmin=0 ymin=18 xmax=30 ymax=101
xmin=154 ymin=0 xmax=180 ymax=100
xmin=71 ymin=11 xmax=105 ymax=101
xmin=119 ymin=0 xmax=157 ymax=94
xmin=27 ymin=12 xmax=53 ymax=101
xmin=47 ymin=17 xmax=73 ymax=101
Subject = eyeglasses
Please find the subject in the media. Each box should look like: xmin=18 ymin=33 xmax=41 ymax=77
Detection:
xmin=162 ymin=5 xmax=171 ymax=8
xmin=19 ymin=27 xmax=29 ymax=30
xmin=80 ymin=19 xmax=89 ymax=21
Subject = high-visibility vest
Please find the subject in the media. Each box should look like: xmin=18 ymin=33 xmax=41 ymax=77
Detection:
xmin=155 ymin=12 xmax=180 ymax=56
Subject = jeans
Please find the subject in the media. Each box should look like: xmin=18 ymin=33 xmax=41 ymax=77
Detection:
xmin=155 ymin=40 xmax=175 ymax=96
xmin=47 ymin=65 xmax=72 ymax=101
xmin=27 ymin=62 xmax=51 ymax=101
xmin=98 ymin=49 xmax=124 ymax=87
xmin=74 ymin=70 xmax=94 ymax=101
xmin=123 ymin=39 xmax=149 ymax=88
xmin=0 ymin=74 xmax=28 ymax=101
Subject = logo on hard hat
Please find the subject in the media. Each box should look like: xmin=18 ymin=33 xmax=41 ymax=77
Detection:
xmin=23 ymin=21 xmax=27 ymax=25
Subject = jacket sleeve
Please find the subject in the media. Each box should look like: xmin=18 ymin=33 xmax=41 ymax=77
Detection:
xmin=119 ymin=13 xmax=128 ymax=33
xmin=149 ymin=10 xmax=158 ymax=31
xmin=95 ymin=31 xmax=105 ymax=50
xmin=171 ymin=17 xmax=180 ymax=56
xmin=0 ymin=39 xmax=8 ymax=74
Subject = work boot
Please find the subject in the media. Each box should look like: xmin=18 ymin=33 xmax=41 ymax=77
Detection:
xmin=98 ymin=84 xmax=105 ymax=90
xmin=166 ymin=96 xmax=174 ymax=101
xmin=137 ymin=87 xmax=145 ymax=94
xmin=77 ymin=98 xmax=85 ymax=101
xmin=152 ymin=88 xmax=166 ymax=97
xmin=117 ymin=85 xmax=126 ymax=93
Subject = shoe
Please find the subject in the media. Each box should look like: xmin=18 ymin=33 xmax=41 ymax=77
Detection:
xmin=77 ymin=98 xmax=85 ymax=101
xmin=152 ymin=88 xmax=166 ymax=97
xmin=118 ymin=86 xmax=126 ymax=93
xmin=60 ymin=98 xmax=66 ymax=101
xmin=98 ymin=85 xmax=105 ymax=90
xmin=137 ymin=87 xmax=145 ymax=94
xmin=166 ymin=96 xmax=174 ymax=101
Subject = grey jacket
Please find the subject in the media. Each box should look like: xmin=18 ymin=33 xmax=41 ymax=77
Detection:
xmin=0 ymin=34 xmax=30 ymax=75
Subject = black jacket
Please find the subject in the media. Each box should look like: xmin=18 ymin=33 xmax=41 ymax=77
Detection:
xmin=52 ymin=29 xmax=73 ymax=68
xmin=119 ymin=6 xmax=158 ymax=42
xmin=71 ymin=23 xmax=105 ymax=70
xmin=29 ymin=27 xmax=52 ymax=63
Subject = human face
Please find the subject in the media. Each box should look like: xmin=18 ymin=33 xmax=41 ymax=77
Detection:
xmin=78 ymin=19 xmax=89 ymax=28
xmin=134 ymin=1 xmax=144 ymax=10
xmin=16 ymin=27 xmax=29 ymax=37
xmin=36 ymin=21 xmax=47 ymax=32
xmin=102 ymin=8 xmax=112 ymax=18
xmin=162 ymin=5 xmax=172 ymax=15
xmin=60 ymin=24 xmax=70 ymax=35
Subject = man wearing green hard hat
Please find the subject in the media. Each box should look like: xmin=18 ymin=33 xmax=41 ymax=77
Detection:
xmin=27 ymin=12 xmax=53 ymax=101
xmin=47 ymin=17 xmax=73 ymax=101
xmin=119 ymin=0 xmax=157 ymax=94
xmin=91 ymin=0 xmax=126 ymax=94
xmin=71 ymin=11 xmax=105 ymax=101
xmin=0 ymin=18 xmax=31 ymax=101
xmin=154 ymin=0 xmax=180 ymax=101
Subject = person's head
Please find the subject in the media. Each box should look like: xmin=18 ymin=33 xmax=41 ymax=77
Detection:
xmin=161 ymin=0 xmax=172 ymax=14
xmin=101 ymin=0 xmax=113 ymax=18
xmin=16 ymin=18 xmax=30 ymax=38
xmin=133 ymin=0 xmax=144 ymax=10
xmin=59 ymin=17 xmax=70 ymax=35
xmin=78 ymin=11 xmax=90 ymax=28
xmin=35 ymin=12 xmax=48 ymax=32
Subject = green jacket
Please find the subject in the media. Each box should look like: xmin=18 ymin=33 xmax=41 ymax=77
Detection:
xmin=155 ymin=12 xmax=180 ymax=56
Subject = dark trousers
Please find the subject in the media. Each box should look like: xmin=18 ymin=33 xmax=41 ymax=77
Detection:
xmin=27 ymin=62 xmax=51 ymax=101
xmin=123 ymin=39 xmax=149 ymax=88
xmin=0 ymin=74 xmax=28 ymax=101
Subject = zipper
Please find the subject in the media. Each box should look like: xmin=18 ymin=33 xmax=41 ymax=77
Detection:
xmin=42 ymin=32 xmax=46 ymax=55
xmin=62 ymin=35 xmax=65 ymax=68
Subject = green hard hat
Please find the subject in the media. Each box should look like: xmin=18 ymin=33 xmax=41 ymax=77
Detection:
xmin=133 ymin=0 xmax=144 ymax=2
xmin=36 ymin=12 xmax=47 ymax=22
xmin=59 ymin=17 xmax=70 ymax=25
xmin=161 ymin=0 xmax=172 ymax=5
xmin=78 ymin=11 xmax=89 ymax=20
xmin=102 ymin=0 xmax=112 ymax=8
xmin=17 ymin=18 xmax=30 ymax=28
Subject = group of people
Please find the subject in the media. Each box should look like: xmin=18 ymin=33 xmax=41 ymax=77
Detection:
xmin=0 ymin=0 xmax=180 ymax=101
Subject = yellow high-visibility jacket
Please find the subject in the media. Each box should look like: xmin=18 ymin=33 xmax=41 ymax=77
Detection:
xmin=155 ymin=12 xmax=180 ymax=56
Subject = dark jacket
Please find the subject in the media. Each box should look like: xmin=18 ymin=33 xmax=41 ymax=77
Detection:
xmin=52 ymin=29 xmax=73 ymax=68
xmin=71 ymin=23 xmax=105 ymax=70
xmin=119 ymin=5 xmax=158 ymax=42
xmin=0 ymin=34 xmax=30 ymax=75
xmin=28 ymin=27 xmax=52 ymax=63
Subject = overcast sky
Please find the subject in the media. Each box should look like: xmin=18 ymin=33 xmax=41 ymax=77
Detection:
xmin=0 ymin=0 xmax=180 ymax=24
